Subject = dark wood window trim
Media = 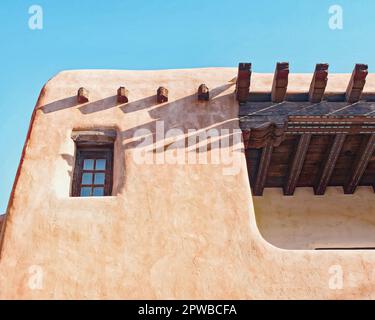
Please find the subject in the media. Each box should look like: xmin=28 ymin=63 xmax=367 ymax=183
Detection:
xmin=71 ymin=130 xmax=116 ymax=197
xmin=72 ymin=146 xmax=114 ymax=197
xmin=71 ymin=129 xmax=116 ymax=146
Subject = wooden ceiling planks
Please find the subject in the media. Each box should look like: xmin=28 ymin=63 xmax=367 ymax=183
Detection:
xmin=239 ymin=62 xmax=375 ymax=196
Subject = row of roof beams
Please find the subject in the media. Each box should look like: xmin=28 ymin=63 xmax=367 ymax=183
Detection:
xmin=75 ymin=63 xmax=369 ymax=105
xmin=236 ymin=62 xmax=369 ymax=104
xmin=77 ymin=84 xmax=210 ymax=104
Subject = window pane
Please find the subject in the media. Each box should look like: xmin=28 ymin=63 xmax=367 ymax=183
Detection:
xmin=94 ymin=173 xmax=105 ymax=185
xmin=80 ymin=187 xmax=92 ymax=197
xmin=83 ymin=159 xmax=94 ymax=170
xmin=95 ymin=159 xmax=106 ymax=170
xmin=72 ymin=147 xmax=113 ymax=197
xmin=82 ymin=173 xmax=93 ymax=185
xmin=93 ymin=187 xmax=104 ymax=196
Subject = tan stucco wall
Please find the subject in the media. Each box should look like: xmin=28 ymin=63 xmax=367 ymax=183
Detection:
xmin=1 ymin=68 xmax=375 ymax=299
xmin=254 ymin=187 xmax=375 ymax=250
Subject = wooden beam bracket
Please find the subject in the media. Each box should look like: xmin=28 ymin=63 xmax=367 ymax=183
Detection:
xmin=117 ymin=87 xmax=129 ymax=104
xmin=157 ymin=87 xmax=168 ymax=103
xmin=77 ymin=87 xmax=89 ymax=104
xmin=198 ymin=84 xmax=209 ymax=101
xmin=246 ymin=122 xmax=287 ymax=149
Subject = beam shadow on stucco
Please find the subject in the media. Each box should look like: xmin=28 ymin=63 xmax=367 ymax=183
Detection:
xmin=49 ymin=83 xmax=238 ymax=196
xmin=120 ymin=118 xmax=241 ymax=152
xmin=79 ymin=95 xmax=158 ymax=115
xmin=120 ymin=96 xmax=159 ymax=114
xmin=41 ymin=96 xmax=77 ymax=113
xmin=78 ymin=96 xmax=118 ymax=114
xmin=119 ymin=83 xmax=241 ymax=155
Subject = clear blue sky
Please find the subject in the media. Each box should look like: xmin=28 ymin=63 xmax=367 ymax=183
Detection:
xmin=0 ymin=0 xmax=374 ymax=213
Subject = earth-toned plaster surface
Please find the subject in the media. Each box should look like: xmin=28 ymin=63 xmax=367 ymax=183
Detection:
xmin=1 ymin=68 xmax=375 ymax=299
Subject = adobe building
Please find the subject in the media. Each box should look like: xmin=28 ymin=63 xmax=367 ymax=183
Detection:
xmin=1 ymin=64 xmax=375 ymax=299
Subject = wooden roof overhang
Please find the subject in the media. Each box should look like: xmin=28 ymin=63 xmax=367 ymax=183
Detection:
xmin=238 ymin=63 xmax=375 ymax=196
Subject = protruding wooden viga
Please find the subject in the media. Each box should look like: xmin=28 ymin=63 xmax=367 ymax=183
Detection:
xmin=271 ymin=62 xmax=289 ymax=103
xmin=198 ymin=84 xmax=209 ymax=101
xmin=236 ymin=63 xmax=252 ymax=103
xmin=309 ymin=63 xmax=329 ymax=103
xmin=117 ymin=87 xmax=129 ymax=104
xmin=346 ymin=64 xmax=368 ymax=103
xmin=77 ymin=87 xmax=89 ymax=103
xmin=157 ymin=87 xmax=168 ymax=103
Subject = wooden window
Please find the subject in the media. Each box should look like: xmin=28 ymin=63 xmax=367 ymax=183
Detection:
xmin=72 ymin=147 xmax=113 ymax=197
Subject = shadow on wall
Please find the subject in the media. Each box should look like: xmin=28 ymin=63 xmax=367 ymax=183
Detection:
xmin=117 ymin=83 xmax=239 ymax=149
xmin=60 ymin=153 xmax=74 ymax=189
xmin=42 ymin=96 xmax=77 ymax=113
xmin=41 ymin=83 xmax=240 ymax=195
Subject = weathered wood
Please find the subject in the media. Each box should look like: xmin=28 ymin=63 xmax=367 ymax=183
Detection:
xmin=246 ymin=122 xmax=287 ymax=149
xmin=157 ymin=87 xmax=168 ymax=103
xmin=344 ymin=133 xmax=375 ymax=194
xmin=246 ymin=148 xmax=262 ymax=187
xmin=309 ymin=64 xmax=329 ymax=103
xmin=71 ymin=129 xmax=117 ymax=146
xmin=236 ymin=63 xmax=252 ymax=103
xmin=253 ymin=142 xmax=273 ymax=196
xmin=239 ymin=62 xmax=375 ymax=196
xmin=314 ymin=134 xmax=346 ymax=195
xmin=242 ymin=130 xmax=251 ymax=149
xmin=271 ymin=62 xmax=289 ymax=103
xmin=117 ymin=87 xmax=129 ymax=104
xmin=198 ymin=84 xmax=209 ymax=101
xmin=346 ymin=64 xmax=368 ymax=103
xmin=77 ymin=87 xmax=89 ymax=104
xmin=284 ymin=133 xmax=312 ymax=195
xmin=286 ymin=117 xmax=375 ymax=135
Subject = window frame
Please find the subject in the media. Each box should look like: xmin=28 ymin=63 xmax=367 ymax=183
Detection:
xmin=71 ymin=145 xmax=114 ymax=197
